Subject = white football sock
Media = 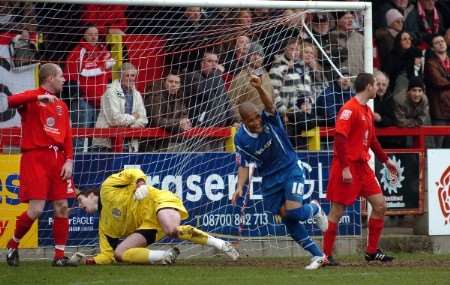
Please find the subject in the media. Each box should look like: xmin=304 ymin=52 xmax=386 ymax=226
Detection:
xmin=206 ymin=236 xmax=225 ymax=250
xmin=148 ymin=250 xmax=168 ymax=263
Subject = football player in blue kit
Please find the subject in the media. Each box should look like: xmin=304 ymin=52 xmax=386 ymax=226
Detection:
xmin=231 ymin=74 xmax=328 ymax=270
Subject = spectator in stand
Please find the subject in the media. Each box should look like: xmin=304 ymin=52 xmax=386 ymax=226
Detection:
xmin=424 ymin=34 xmax=450 ymax=148
xmin=375 ymin=0 xmax=415 ymax=30
xmin=92 ymin=63 xmax=147 ymax=152
xmin=395 ymin=77 xmax=432 ymax=146
xmin=373 ymin=70 xmax=403 ymax=148
xmin=236 ymin=9 xmax=253 ymax=32
xmin=375 ymin=8 xmax=405 ymax=74
xmin=34 ymin=3 xmax=83 ymax=62
xmin=228 ymin=42 xmax=273 ymax=120
xmin=223 ymin=35 xmax=251 ymax=78
xmin=437 ymin=0 xmax=450 ymax=31
xmin=329 ymin=11 xmax=364 ymax=76
xmin=1 ymin=3 xmax=38 ymax=71
xmin=0 ymin=2 xmax=36 ymax=34
xmin=259 ymin=9 xmax=305 ymax=64
xmin=300 ymin=42 xmax=328 ymax=101
xmin=143 ymin=73 xmax=192 ymax=152
xmin=286 ymin=96 xmax=318 ymax=150
xmin=81 ymin=4 xmax=127 ymax=36
xmin=316 ymin=68 xmax=354 ymax=127
xmin=64 ymin=25 xmax=115 ymax=152
xmin=163 ymin=7 xmax=210 ymax=73
xmin=310 ymin=13 xmax=334 ymax=80
xmin=388 ymin=31 xmax=423 ymax=86
xmin=251 ymin=8 xmax=271 ymax=24
xmin=406 ymin=0 xmax=445 ymax=46
xmin=445 ymin=27 xmax=450 ymax=48
xmin=182 ymin=51 xmax=238 ymax=151
xmin=270 ymin=38 xmax=312 ymax=115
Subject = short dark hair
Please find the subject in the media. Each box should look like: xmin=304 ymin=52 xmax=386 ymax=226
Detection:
xmin=430 ymin=33 xmax=443 ymax=44
xmin=77 ymin=187 xmax=100 ymax=198
xmin=77 ymin=187 xmax=102 ymax=214
xmin=354 ymin=73 xmax=375 ymax=93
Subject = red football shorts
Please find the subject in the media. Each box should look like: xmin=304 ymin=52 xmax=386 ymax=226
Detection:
xmin=326 ymin=160 xmax=382 ymax=206
xmin=19 ymin=148 xmax=75 ymax=203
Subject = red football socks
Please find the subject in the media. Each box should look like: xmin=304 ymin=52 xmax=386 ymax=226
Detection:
xmin=323 ymin=220 xmax=337 ymax=257
xmin=367 ymin=217 xmax=384 ymax=254
xmin=53 ymin=217 xmax=69 ymax=259
xmin=9 ymin=212 xmax=36 ymax=248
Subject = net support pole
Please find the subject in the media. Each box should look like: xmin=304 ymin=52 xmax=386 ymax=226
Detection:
xmin=363 ymin=3 xmax=373 ymax=74
xmin=363 ymin=3 xmax=375 ymax=224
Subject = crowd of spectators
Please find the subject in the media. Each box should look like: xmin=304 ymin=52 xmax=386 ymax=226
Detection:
xmin=1 ymin=1 xmax=450 ymax=152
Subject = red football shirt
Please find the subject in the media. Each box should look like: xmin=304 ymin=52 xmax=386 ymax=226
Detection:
xmin=334 ymin=97 xmax=374 ymax=162
xmin=8 ymin=87 xmax=73 ymax=159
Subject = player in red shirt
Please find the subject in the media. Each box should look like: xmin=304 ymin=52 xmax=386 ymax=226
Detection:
xmin=4 ymin=63 xmax=75 ymax=267
xmin=322 ymin=73 xmax=398 ymax=265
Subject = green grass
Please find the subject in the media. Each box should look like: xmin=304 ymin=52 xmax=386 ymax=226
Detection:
xmin=1 ymin=253 xmax=450 ymax=285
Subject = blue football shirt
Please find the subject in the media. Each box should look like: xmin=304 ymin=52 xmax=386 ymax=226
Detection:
xmin=235 ymin=111 xmax=299 ymax=193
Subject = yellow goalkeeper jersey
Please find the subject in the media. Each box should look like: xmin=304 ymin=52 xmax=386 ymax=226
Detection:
xmin=99 ymin=168 xmax=188 ymax=240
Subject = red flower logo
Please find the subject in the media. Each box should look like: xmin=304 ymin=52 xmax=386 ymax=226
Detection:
xmin=437 ymin=166 xmax=450 ymax=225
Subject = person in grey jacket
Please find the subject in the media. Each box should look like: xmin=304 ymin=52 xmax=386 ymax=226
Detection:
xmin=182 ymin=51 xmax=238 ymax=151
xmin=92 ymin=62 xmax=148 ymax=152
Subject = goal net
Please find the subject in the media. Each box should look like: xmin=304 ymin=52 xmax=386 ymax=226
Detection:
xmin=0 ymin=0 xmax=371 ymax=258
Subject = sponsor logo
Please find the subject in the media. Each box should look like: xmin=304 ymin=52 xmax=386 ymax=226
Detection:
xmin=255 ymin=139 xmax=272 ymax=155
xmin=437 ymin=166 xmax=450 ymax=225
xmin=380 ymin=155 xmax=405 ymax=195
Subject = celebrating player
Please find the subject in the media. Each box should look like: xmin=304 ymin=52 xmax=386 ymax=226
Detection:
xmin=322 ymin=73 xmax=397 ymax=266
xmin=231 ymin=75 xmax=328 ymax=270
xmin=2 ymin=63 xmax=75 ymax=267
xmin=72 ymin=168 xmax=239 ymax=265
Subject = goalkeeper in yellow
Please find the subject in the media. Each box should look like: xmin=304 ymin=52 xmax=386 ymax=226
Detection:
xmin=72 ymin=168 xmax=239 ymax=265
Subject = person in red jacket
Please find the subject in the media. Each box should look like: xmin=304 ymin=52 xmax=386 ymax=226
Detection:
xmin=64 ymin=25 xmax=114 ymax=152
xmin=322 ymin=73 xmax=398 ymax=266
xmin=4 ymin=63 xmax=76 ymax=267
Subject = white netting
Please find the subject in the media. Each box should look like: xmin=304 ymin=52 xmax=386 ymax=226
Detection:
xmin=0 ymin=1 xmax=367 ymax=256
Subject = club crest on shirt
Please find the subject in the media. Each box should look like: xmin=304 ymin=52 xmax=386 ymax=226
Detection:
xmin=112 ymin=208 xmax=122 ymax=218
xmin=339 ymin=109 xmax=352 ymax=120
xmin=264 ymin=126 xmax=269 ymax=133
xmin=46 ymin=117 xmax=55 ymax=127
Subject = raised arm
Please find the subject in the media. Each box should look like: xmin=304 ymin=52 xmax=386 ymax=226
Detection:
xmin=249 ymin=74 xmax=276 ymax=115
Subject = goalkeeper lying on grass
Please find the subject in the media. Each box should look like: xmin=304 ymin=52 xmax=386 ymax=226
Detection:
xmin=71 ymin=168 xmax=239 ymax=265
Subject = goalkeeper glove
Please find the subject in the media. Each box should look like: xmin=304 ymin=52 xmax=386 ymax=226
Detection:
xmin=134 ymin=184 xmax=149 ymax=200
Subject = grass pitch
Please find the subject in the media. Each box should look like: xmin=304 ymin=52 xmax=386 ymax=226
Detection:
xmin=1 ymin=253 xmax=449 ymax=285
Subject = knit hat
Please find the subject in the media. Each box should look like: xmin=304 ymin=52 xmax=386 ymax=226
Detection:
xmin=407 ymin=77 xmax=425 ymax=91
xmin=385 ymin=8 xmax=404 ymax=27
xmin=248 ymin=42 xmax=264 ymax=57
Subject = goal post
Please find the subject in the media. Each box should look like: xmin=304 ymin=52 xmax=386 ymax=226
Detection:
xmin=2 ymin=0 xmax=373 ymax=257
